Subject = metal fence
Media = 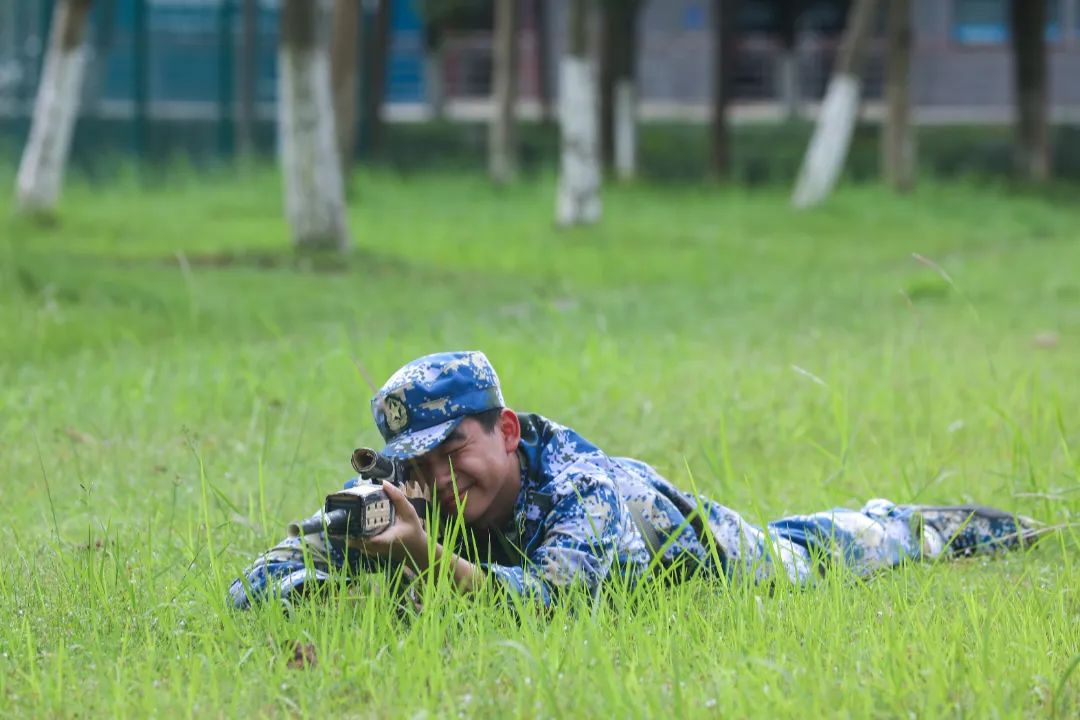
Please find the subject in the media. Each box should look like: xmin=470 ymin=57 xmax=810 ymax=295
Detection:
xmin=2 ymin=3 xmax=877 ymax=106
xmin=0 ymin=0 xmax=429 ymax=157
xmin=0 ymin=0 xmax=879 ymax=163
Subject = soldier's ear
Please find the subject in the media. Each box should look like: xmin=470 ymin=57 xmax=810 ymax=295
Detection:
xmin=497 ymin=408 xmax=521 ymax=453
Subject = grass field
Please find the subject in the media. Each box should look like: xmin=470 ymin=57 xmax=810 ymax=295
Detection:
xmin=1 ymin=170 xmax=1079 ymax=718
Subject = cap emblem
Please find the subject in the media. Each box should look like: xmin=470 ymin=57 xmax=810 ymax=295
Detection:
xmin=385 ymin=396 xmax=409 ymax=433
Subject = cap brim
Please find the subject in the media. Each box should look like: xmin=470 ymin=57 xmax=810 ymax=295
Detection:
xmin=380 ymin=416 xmax=464 ymax=460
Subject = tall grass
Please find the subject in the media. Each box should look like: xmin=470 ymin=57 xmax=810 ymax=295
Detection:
xmin=1 ymin=170 xmax=1078 ymax=717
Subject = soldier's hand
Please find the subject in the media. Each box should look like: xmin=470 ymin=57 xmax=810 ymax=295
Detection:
xmin=348 ymin=482 xmax=429 ymax=569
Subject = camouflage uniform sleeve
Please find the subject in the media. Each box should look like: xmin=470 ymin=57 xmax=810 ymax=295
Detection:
xmin=227 ymin=508 xmax=387 ymax=610
xmin=481 ymin=472 xmax=627 ymax=608
xmin=230 ymin=475 xmax=418 ymax=608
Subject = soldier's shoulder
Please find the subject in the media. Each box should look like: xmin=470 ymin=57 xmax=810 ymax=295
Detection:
xmin=529 ymin=417 xmax=607 ymax=471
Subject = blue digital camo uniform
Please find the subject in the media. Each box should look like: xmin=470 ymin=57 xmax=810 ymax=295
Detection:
xmin=229 ymin=351 xmax=1042 ymax=609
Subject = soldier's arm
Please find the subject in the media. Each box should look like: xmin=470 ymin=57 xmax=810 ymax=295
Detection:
xmin=228 ymin=518 xmax=343 ymax=609
xmin=228 ymin=478 xmax=390 ymax=609
xmin=478 ymin=473 xmax=629 ymax=607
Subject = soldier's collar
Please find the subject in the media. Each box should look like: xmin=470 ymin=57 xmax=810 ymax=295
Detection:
xmin=506 ymin=447 xmax=530 ymax=534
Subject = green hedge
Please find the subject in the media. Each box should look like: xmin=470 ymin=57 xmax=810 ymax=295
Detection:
xmin=363 ymin=120 xmax=1080 ymax=184
xmin=3 ymin=115 xmax=1080 ymax=184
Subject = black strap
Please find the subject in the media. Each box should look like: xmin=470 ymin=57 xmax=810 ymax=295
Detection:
xmin=409 ymin=498 xmax=430 ymax=524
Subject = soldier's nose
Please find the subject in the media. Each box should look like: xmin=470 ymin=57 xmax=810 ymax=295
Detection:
xmin=431 ymin=461 xmax=454 ymax=490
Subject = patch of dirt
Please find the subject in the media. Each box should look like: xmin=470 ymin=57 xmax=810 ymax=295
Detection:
xmin=287 ymin=642 xmax=318 ymax=670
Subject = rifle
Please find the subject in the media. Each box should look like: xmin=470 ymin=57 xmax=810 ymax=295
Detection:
xmin=287 ymin=448 xmax=425 ymax=539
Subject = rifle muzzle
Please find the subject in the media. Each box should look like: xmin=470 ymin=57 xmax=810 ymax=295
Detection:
xmin=287 ymin=509 xmax=351 ymax=538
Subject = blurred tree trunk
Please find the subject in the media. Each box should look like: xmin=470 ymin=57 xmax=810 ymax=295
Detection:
xmin=216 ymin=0 xmax=236 ymax=156
xmin=133 ymin=0 xmax=148 ymax=159
xmin=1010 ymin=0 xmax=1049 ymax=181
xmin=791 ymin=0 xmax=879 ymax=208
xmin=279 ymin=0 xmax=350 ymax=251
xmin=16 ymin=0 xmax=93 ymax=216
xmin=556 ymin=0 xmax=601 ymax=226
xmin=882 ymin=0 xmax=914 ymax=192
xmin=361 ymin=0 xmax=392 ymax=157
xmin=533 ymin=0 xmax=552 ymax=121
xmin=711 ymin=0 xmax=738 ymax=179
xmin=489 ymin=0 xmax=519 ymax=184
xmin=776 ymin=0 xmax=800 ymax=120
xmin=332 ymin=0 xmax=361 ymax=181
xmin=424 ymin=21 xmax=447 ymax=118
xmin=599 ymin=0 xmax=640 ymax=180
xmin=238 ymin=0 xmax=257 ymax=156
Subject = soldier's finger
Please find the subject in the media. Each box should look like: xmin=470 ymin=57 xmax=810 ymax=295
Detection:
xmin=383 ymin=481 xmax=418 ymax=519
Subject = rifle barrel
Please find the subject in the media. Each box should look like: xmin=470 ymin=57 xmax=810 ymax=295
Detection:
xmin=287 ymin=508 xmax=351 ymax=538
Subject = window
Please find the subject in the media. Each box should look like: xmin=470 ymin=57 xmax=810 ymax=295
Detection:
xmin=734 ymin=0 xmax=849 ymax=35
xmin=953 ymin=0 xmax=1062 ymax=45
xmin=798 ymin=0 xmax=850 ymax=35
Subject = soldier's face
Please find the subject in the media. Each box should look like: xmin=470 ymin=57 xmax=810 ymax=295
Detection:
xmin=413 ymin=411 xmax=522 ymax=529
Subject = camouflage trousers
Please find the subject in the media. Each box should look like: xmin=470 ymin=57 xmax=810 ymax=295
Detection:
xmin=716 ymin=499 xmax=1041 ymax=585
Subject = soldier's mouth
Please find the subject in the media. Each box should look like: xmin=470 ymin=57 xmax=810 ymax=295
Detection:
xmin=440 ymin=483 xmax=471 ymax=507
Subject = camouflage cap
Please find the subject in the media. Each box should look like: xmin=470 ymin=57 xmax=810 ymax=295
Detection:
xmin=371 ymin=351 xmax=505 ymax=459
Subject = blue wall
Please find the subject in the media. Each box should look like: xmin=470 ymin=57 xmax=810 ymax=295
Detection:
xmin=95 ymin=0 xmax=425 ymax=106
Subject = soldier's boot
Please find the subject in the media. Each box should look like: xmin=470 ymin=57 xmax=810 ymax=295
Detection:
xmin=908 ymin=504 xmax=1050 ymax=558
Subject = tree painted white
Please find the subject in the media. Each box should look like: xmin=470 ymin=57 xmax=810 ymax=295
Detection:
xmin=16 ymin=10 xmax=88 ymax=214
xmin=791 ymin=73 xmax=860 ymax=209
xmin=790 ymin=0 xmax=878 ymax=206
xmin=556 ymin=56 xmax=601 ymax=226
xmin=279 ymin=46 xmax=351 ymax=249
xmin=614 ymin=79 xmax=636 ymax=181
